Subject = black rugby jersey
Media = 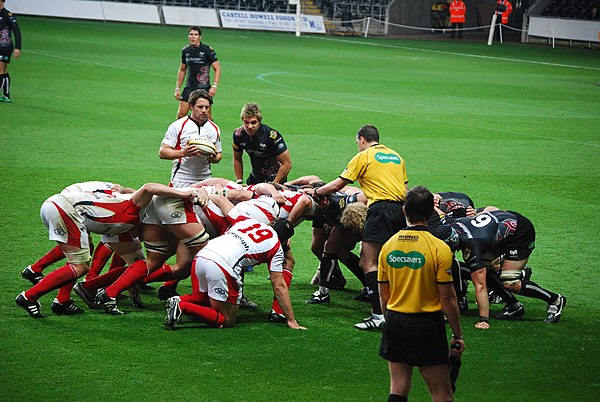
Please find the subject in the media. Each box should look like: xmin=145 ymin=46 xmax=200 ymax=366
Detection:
xmin=232 ymin=123 xmax=288 ymax=183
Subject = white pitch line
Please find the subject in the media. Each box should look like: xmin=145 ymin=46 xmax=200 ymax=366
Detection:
xmin=26 ymin=50 xmax=169 ymax=78
xmin=310 ymin=36 xmax=600 ymax=71
xmin=25 ymin=50 xmax=599 ymax=148
xmin=236 ymin=83 xmax=600 ymax=148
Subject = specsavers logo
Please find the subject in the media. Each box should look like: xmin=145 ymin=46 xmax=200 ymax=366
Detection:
xmin=375 ymin=153 xmax=400 ymax=164
xmin=386 ymin=251 xmax=425 ymax=269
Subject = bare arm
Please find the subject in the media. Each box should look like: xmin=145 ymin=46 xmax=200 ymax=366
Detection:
xmin=233 ymin=148 xmax=244 ymax=182
xmin=253 ymin=183 xmax=285 ymax=203
xmin=174 ymin=63 xmax=187 ymax=99
xmin=378 ymin=281 xmax=390 ymax=316
xmin=314 ymin=177 xmax=350 ymax=196
xmin=209 ymin=151 xmax=223 ymax=164
xmin=287 ymin=195 xmax=313 ymax=225
xmin=131 ymin=183 xmax=194 ymax=208
xmin=438 ymin=282 xmax=465 ymax=356
xmin=208 ymin=193 xmax=235 ymax=216
xmin=284 ymin=175 xmax=322 ymax=186
xmin=273 ymin=150 xmax=292 ymax=184
xmin=159 ymin=143 xmax=201 ymax=160
xmin=208 ymin=61 xmax=221 ymax=97
xmin=270 ymin=271 xmax=307 ymax=330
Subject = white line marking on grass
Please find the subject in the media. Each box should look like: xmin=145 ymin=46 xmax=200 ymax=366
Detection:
xmin=310 ymin=36 xmax=600 ymax=71
xmin=29 ymin=50 xmax=598 ymax=148
xmin=238 ymin=84 xmax=600 ymax=147
xmin=394 ymin=55 xmax=430 ymax=61
xmin=26 ymin=50 xmax=169 ymax=77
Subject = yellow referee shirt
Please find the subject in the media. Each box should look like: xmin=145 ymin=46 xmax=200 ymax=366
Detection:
xmin=340 ymin=144 xmax=407 ymax=206
xmin=378 ymin=227 xmax=453 ymax=313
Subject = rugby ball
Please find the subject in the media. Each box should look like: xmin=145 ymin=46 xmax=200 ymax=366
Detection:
xmin=188 ymin=138 xmax=217 ymax=156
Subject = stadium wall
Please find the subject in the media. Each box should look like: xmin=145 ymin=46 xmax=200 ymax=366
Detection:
xmin=8 ymin=0 xmax=324 ymax=33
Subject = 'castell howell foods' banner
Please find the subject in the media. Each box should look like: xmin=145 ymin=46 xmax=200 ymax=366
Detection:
xmin=219 ymin=10 xmax=326 ymax=34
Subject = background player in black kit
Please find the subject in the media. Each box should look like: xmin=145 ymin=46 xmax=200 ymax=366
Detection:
xmin=174 ymin=26 xmax=221 ymax=119
xmin=450 ymin=209 xmax=566 ymax=329
xmin=0 ymin=0 xmax=21 ymax=103
xmin=233 ymin=103 xmax=292 ymax=185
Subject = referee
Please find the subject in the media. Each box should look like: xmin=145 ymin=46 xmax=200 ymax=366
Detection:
xmin=311 ymin=124 xmax=408 ymax=330
xmin=378 ymin=186 xmax=465 ymax=401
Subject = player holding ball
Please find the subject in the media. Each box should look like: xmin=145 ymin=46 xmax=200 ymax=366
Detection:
xmin=160 ymin=89 xmax=222 ymax=188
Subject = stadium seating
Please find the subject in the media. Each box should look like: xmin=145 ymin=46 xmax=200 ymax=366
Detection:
xmin=540 ymin=0 xmax=599 ymax=19
xmin=103 ymin=0 xmax=389 ymax=20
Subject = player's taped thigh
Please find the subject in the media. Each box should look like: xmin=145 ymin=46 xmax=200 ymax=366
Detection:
xmin=144 ymin=240 xmax=170 ymax=255
xmin=119 ymin=249 xmax=146 ymax=265
xmin=182 ymin=230 xmax=210 ymax=248
xmin=500 ymin=270 xmax=522 ymax=286
xmin=63 ymin=248 xmax=92 ymax=265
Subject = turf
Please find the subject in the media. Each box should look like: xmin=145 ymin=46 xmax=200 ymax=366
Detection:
xmin=0 ymin=17 xmax=599 ymax=401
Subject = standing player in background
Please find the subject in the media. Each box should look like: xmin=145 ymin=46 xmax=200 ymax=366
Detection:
xmin=308 ymin=124 xmax=409 ymax=330
xmin=0 ymin=0 xmax=21 ymax=103
xmin=160 ymin=89 xmax=222 ymax=188
xmin=174 ymin=26 xmax=221 ymax=119
xmin=233 ymin=103 xmax=292 ymax=185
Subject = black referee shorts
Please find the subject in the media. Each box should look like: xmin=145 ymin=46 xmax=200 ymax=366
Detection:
xmin=380 ymin=310 xmax=449 ymax=367
xmin=362 ymin=200 xmax=405 ymax=244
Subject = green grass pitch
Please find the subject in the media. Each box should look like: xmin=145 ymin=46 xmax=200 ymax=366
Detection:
xmin=0 ymin=17 xmax=599 ymax=401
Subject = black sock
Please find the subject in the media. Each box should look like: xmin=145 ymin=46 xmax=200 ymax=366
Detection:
xmin=451 ymin=258 xmax=466 ymax=297
xmin=388 ymin=394 xmax=407 ymax=402
xmin=0 ymin=73 xmax=8 ymax=97
xmin=343 ymin=253 xmax=365 ymax=285
xmin=519 ymin=280 xmax=558 ymax=304
xmin=364 ymin=271 xmax=382 ymax=315
xmin=319 ymin=252 xmax=337 ymax=288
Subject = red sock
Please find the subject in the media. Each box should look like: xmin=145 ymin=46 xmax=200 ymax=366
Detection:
xmin=86 ymin=243 xmax=113 ymax=280
xmin=31 ymin=245 xmax=65 ymax=272
xmin=25 ymin=264 xmax=77 ymax=301
xmin=83 ymin=266 xmax=127 ymax=292
xmin=180 ymin=300 xmax=226 ymax=328
xmin=109 ymin=254 xmax=126 ymax=270
xmin=56 ymin=282 xmax=75 ymax=304
xmin=143 ymin=264 xmax=173 ymax=284
xmin=181 ymin=292 xmax=209 ymax=305
xmin=162 ymin=279 xmax=180 ymax=289
xmin=271 ymin=269 xmax=293 ymax=315
xmin=105 ymin=260 xmax=148 ymax=299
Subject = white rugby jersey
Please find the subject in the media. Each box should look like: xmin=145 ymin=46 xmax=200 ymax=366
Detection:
xmin=162 ymin=116 xmax=222 ymax=184
xmin=228 ymin=196 xmax=280 ymax=224
xmin=199 ymin=218 xmax=284 ymax=273
xmin=54 ymin=191 xmax=140 ymax=236
xmin=277 ymin=190 xmax=316 ymax=225
xmin=197 ymin=199 xmax=230 ymax=238
xmin=61 ymin=181 xmax=116 ymax=194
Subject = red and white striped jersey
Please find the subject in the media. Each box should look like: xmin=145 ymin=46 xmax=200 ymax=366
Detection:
xmin=199 ymin=218 xmax=284 ymax=273
xmin=61 ymin=181 xmax=117 ymax=195
xmin=162 ymin=116 xmax=221 ymax=185
xmin=54 ymin=191 xmax=141 ymax=236
xmin=197 ymin=199 xmax=230 ymax=238
xmin=227 ymin=196 xmax=280 ymax=225
xmin=277 ymin=190 xmax=316 ymax=224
